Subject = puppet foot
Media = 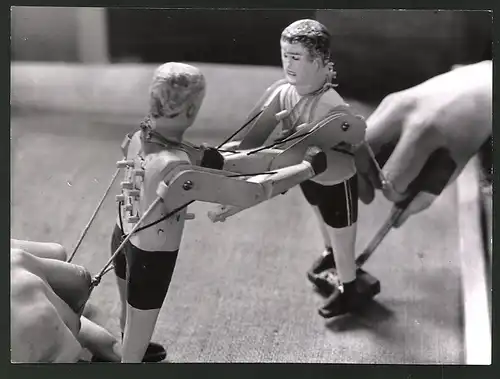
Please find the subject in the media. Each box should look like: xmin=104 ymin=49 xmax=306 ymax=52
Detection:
xmin=307 ymin=248 xmax=337 ymax=294
xmin=142 ymin=342 xmax=167 ymax=363
xmin=318 ymin=270 xmax=380 ymax=318
xmin=91 ymin=341 xmax=167 ymax=363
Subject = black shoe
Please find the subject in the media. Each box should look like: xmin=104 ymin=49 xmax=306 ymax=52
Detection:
xmin=307 ymin=248 xmax=336 ymax=278
xmin=318 ymin=277 xmax=376 ymax=318
xmin=312 ymin=269 xmax=341 ymax=296
xmin=91 ymin=341 xmax=167 ymax=363
xmin=307 ymin=248 xmax=336 ymax=293
xmin=142 ymin=342 xmax=167 ymax=363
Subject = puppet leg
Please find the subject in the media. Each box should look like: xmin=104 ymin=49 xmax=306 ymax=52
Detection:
xmin=301 ymin=176 xmax=378 ymax=317
xmin=319 ymin=176 xmax=379 ymax=317
xmin=306 ymin=206 xmax=337 ymax=292
xmin=318 ymin=220 xmax=380 ymax=318
xmin=121 ymin=243 xmax=178 ymax=363
xmin=110 ymin=225 xmax=128 ymax=332
xmin=300 ymin=182 xmax=337 ymax=290
xmin=103 ymin=225 xmax=167 ymax=362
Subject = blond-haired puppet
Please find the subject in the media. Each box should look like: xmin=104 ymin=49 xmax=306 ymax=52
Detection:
xmin=105 ymin=62 xmax=206 ymax=363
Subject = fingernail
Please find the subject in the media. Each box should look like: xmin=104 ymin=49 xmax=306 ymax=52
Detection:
xmin=382 ymin=179 xmax=406 ymax=203
xmin=381 ymin=176 xmax=394 ymax=192
xmin=75 ymin=265 xmax=92 ymax=286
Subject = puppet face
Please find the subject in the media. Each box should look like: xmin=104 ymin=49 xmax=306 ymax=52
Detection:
xmin=280 ymin=40 xmax=322 ymax=88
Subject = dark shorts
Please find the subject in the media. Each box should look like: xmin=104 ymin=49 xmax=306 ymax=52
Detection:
xmin=110 ymin=224 xmax=179 ymax=310
xmin=111 ymin=224 xmax=128 ymax=280
xmin=300 ymin=175 xmax=358 ymax=228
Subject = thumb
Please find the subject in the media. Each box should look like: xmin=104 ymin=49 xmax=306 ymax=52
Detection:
xmin=365 ymin=92 xmax=408 ymax=155
xmin=78 ymin=317 xmax=121 ymax=362
xmin=354 ymin=143 xmax=379 ymax=204
xmin=34 ymin=256 xmax=92 ymax=314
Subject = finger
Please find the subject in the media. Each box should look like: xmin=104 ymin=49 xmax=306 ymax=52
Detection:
xmin=357 ymin=173 xmax=375 ymax=204
xmin=373 ymin=141 xmax=398 ymax=177
xmin=10 ymin=293 xmax=81 ymax=363
xmin=78 ymin=317 xmax=121 ymax=362
xmin=50 ymin=315 xmax=83 ymax=363
xmin=393 ymin=192 xmax=437 ymax=228
xmin=10 ymin=250 xmax=82 ymax=333
xmin=354 ymin=142 xmax=382 ymax=192
xmin=10 ymin=239 xmax=67 ymax=261
xmin=42 ymin=283 xmax=82 ymax=337
xmin=81 ymin=302 xmax=100 ymax=321
xmin=365 ymin=93 xmax=408 ymax=154
xmin=11 ymin=251 xmax=89 ymax=330
xmin=354 ymin=142 xmax=371 ymax=173
xmin=31 ymin=255 xmax=92 ymax=314
xmin=381 ymin=126 xmax=441 ymax=199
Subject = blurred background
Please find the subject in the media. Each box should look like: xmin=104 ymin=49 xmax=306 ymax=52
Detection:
xmin=11 ymin=7 xmax=492 ymax=102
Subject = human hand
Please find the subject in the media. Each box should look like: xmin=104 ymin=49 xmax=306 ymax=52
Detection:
xmin=356 ymin=60 xmax=492 ymax=226
xmin=10 ymin=240 xmax=121 ymax=363
xmin=11 ymin=243 xmax=90 ymax=362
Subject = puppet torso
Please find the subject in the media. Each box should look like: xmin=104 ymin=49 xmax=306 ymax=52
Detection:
xmin=116 ymin=131 xmax=191 ymax=252
xmin=276 ymin=83 xmax=358 ymax=185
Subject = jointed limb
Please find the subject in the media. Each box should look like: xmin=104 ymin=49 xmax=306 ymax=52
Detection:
xmin=157 ymin=147 xmax=326 ymax=223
